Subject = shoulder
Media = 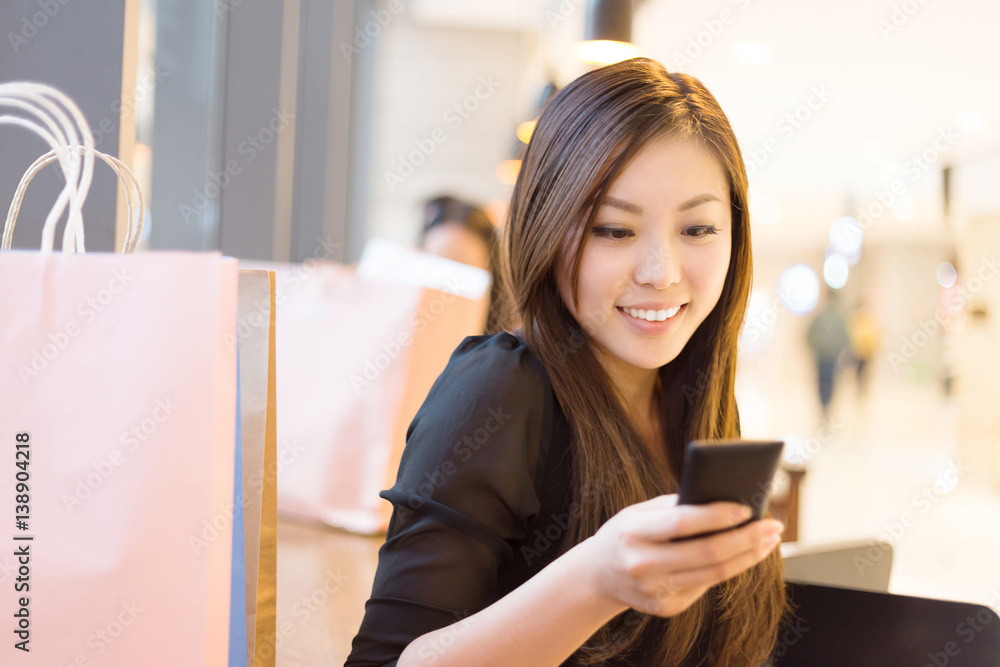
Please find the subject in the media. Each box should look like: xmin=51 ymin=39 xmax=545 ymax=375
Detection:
xmin=391 ymin=331 xmax=560 ymax=533
xmin=418 ymin=331 xmax=552 ymax=404
xmin=400 ymin=330 xmax=558 ymax=483
xmin=448 ymin=331 xmax=548 ymax=384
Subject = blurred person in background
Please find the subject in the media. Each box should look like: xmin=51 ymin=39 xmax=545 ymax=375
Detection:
xmin=848 ymin=303 xmax=880 ymax=400
xmin=419 ymin=194 xmax=507 ymax=334
xmin=807 ymin=289 xmax=851 ymax=420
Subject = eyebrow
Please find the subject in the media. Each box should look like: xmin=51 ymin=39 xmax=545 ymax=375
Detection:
xmin=602 ymin=193 xmax=724 ymax=215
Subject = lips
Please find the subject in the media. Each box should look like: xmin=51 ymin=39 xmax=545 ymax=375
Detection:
xmin=620 ymin=306 xmax=680 ymax=322
xmin=615 ymin=303 xmax=687 ymax=334
xmin=617 ymin=305 xmax=684 ymax=322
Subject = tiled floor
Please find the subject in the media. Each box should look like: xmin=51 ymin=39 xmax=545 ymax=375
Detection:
xmin=276 ymin=366 xmax=1000 ymax=665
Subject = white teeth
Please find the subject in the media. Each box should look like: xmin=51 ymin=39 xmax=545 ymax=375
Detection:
xmin=624 ymin=306 xmax=681 ymax=322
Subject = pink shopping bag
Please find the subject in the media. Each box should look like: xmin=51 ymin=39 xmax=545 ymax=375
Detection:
xmin=0 ymin=82 xmax=240 ymax=666
xmin=0 ymin=251 xmax=238 ymax=666
xmin=244 ymin=244 xmax=489 ymax=536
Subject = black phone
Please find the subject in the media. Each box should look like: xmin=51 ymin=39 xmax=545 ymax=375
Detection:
xmin=674 ymin=439 xmax=784 ymax=540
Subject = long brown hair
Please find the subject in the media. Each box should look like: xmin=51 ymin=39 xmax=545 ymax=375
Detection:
xmin=493 ymin=58 xmax=786 ymax=665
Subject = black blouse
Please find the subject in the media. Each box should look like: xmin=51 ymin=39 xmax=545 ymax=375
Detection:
xmin=346 ymin=332 xmax=677 ymax=666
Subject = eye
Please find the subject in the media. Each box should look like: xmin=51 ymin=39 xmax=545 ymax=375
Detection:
xmin=592 ymin=226 xmax=634 ymax=240
xmin=684 ymin=225 xmax=720 ymax=238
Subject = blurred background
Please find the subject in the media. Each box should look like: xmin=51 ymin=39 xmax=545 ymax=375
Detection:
xmin=2 ymin=0 xmax=998 ymax=662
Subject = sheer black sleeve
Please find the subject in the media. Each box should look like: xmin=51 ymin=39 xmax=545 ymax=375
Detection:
xmin=345 ymin=332 xmax=556 ymax=666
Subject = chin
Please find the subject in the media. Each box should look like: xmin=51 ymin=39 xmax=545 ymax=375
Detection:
xmin=619 ymin=344 xmax=686 ymax=371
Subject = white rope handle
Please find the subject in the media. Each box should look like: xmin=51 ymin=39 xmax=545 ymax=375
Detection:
xmin=0 ymin=115 xmax=78 ymax=250
xmin=3 ymin=146 xmax=144 ymax=254
xmin=20 ymin=84 xmax=94 ymax=253
xmin=0 ymin=89 xmax=86 ymax=252
xmin=0 ymin=99 xmax=82 ymax=251
xmin=0 ymin=82 xmax=94 ymax=253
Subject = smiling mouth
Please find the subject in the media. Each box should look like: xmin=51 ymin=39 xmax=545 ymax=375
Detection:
xmin=617 ymin=305 xmax=684 ymax=322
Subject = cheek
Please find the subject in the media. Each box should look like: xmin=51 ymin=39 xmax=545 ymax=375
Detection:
xmin=689 ymin=243 xmax=731 ymax=301
xmin=577 ymin=249 xmax=620 ymax=301
xmin=565 ymin=247 xmax=625 ymax=325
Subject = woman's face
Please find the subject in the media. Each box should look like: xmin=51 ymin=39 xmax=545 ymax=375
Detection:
xmin=557 ymin=134 xmax=733 ymax=383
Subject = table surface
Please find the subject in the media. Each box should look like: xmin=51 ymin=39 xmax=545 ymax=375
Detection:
xmin=275 ymin=518 xmax=382 ymax=666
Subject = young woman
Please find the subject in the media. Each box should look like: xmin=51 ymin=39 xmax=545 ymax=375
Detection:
xmin=347 ymin=57 xmax=788 ymax=666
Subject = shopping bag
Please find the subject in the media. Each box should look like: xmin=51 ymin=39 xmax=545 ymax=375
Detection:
xmin=0 ymin=252 xmax=239 ymax=666
xmin=235 ymin=269 xmax=278 ymax=667
xmin=0 ymin=82 xmax=238 ymax=666
xmin=243 ymin=238 xmax=490 ymax=535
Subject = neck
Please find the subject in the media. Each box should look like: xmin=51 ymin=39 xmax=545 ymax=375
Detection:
xmin=593 ymin=347 xmax=660 ymax=421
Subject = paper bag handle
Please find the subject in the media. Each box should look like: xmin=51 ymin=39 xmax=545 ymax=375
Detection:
xmin=0 ymin=82 xmax=95 ymax=253
xmin=3 ymin=147 xmax=144 ymax=254
xmin=0 ymin=104 xmax=84 ymax=252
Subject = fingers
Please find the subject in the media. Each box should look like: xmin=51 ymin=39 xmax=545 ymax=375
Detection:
xmin=625 ymin=497 xmax=758 ymax=542
xmin=664 ymin=531 xmax=781 ymax=590
xmin=668 ymin=519 xmax=782 ymax=569
xmin=623 ymin=519 xmax=782 ymax=584
xmin=610 ymin=497 xmax=784 ymax=618
xmin=622 ymin=530 xmax=782 ymax=617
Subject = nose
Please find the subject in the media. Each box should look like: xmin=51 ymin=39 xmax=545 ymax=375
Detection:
xmin=634 ymin=235 xmax=681 ymax=289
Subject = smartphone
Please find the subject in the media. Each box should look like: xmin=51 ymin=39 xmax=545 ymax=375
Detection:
xmin=674 ymin=439 xmax=784 ymax=540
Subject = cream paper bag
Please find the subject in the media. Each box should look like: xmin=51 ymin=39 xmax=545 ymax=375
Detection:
xmin=235 ymin=269 xmax=278 ymax=666
xmin=244 ymin=238 xmax=489 ymax=535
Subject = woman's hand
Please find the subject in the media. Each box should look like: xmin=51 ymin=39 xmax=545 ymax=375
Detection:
xmin=579 ymin=494 xmax=783 ymax=617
